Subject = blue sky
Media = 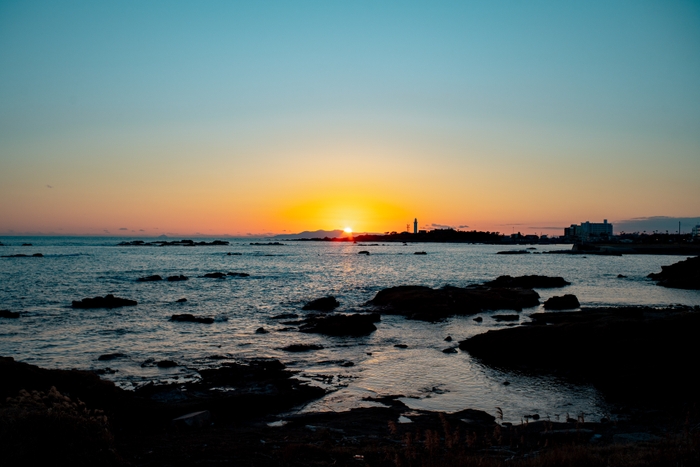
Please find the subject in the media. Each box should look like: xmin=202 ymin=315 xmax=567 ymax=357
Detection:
xmin=1 ymin=1 xmax=699 ymax=235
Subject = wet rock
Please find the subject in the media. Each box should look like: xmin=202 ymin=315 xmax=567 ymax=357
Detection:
xmin=176 ymin=298 xmax=187 ymax=303
xmin=94 ymin=367 xmax=118 ymax=375
xmin=137 ymin=275 xmax=162 ymax=282
xmin=2 ymin=253 xmax=43 ymax=258
xmin=648 ymin=256 xmax=700 ymax=289
xmin=226 ymin=252 xmax=242 ymax=256
xmin=72 ymin=294 xmax=137 ymax=309
xmin=22 ymin=243 xmax=32 ymax=246
xmin=394 ymin=344 xmax=408 ymax=349
xmin=367 ymin=285 xmax=539 ymax=321
xmin=170 ymin=314 xmax=214 ymax=324
xmin=444 ymin=336 xmax=452 ymax=342
xmin=458 ymin=306 xmax=700 ymax=404
xmin=302 ymin=296 xmax=340 ymax=312
xmin=227 ymin=272 xmax=250 ymax=277
xmin=617 ymin=274 xmax=627 ymax=278
xmin=358 ymin=251 xmax=370 ymax=255
xmin=255 ymin=327 xmax=269 ymax=334
xmin=300 ymin=313 xmax=379 ymax=336
xmin=0 ymin=310 xmax=20 ymax=319
xmin=482 ymin=275 xmax=570 ymax=288
xmin=442 ymin=347 xmax=458 ymax=353
xmin=156 ymin=360 xmax=178 ymax=368
xmin=493 ymin=314 xmax=520 ymax=322
xmin=203 ymin=272 xmax=226 ymax=278
xmin=473 ymin=316 xmax=483 ymax=322
xmin=281 ymin=344 xmax=324 ymax=352
xmin=97 ymin=353 xmax=127 ymax=361
xmin=414 ymin=251 xmax=427 ymax=255
xmin=496 ymin=250 xmax=530 ymax=255
xmin=167 ymin=275 xmax=189 ymax=281
xmin=544 ymin=294 xmax=580 ymax=310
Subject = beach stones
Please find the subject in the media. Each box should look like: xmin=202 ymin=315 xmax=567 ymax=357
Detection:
xmin=71 ymin=294 xmax=137 ymax=309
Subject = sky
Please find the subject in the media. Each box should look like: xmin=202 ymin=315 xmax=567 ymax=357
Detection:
xmin=1 ymin=1 xmax=699 ymax=236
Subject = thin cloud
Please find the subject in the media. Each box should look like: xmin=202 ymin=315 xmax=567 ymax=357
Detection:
xmin=46 ymin=185 xmax=53 ymax=188
xmin=119 ymin=227 xmax=128 ymax=231
xmin=458 ymin=225 xmax=470 ymax=229
xmin=431 ymin=223 xmax=453 ymax=229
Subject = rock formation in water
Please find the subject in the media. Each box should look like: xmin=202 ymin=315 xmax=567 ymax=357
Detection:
xmin=648 ymin=256 xmax=700 ymax=289
xmin=71 ymin=295 xmax=137 ymax=309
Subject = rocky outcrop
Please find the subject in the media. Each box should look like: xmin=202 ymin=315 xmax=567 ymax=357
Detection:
xmin=2 ymin=253 xmax=43 ymax=257
xmin=203 ymin=272 xmax=250 ymax=279
xmin=0 ymin=310 xmax=20 ymax=319
xmin=300 ymin=313 xmax=380 ymax=336
xmin=281 ymin=344 xmax=324 ymax=352
xmin=496 ymin=250 xmax=530 ymax=255
xmin=167 ymin=275 xmax=188 ymax=281
xmin=648 ymin=256 xmax=700 ymax=289
xmin=459 ymin=306 xmax=700 ymax=404
xmin=367 ymin=285 xmax=540 ymax=321
xmin=544 ymin=294 xmax=580 ymax=310
xmin=482 ymin=275 xmax=570 ymax=288
xmin=71 ymin=295 xmax=137 ymax=309
xmin=97 ymin=353 xmax=127 ymax=361
xmin=302 ymin=296 xmax=340 ymax=311
xmin=170 ymin=314 xmax=214 ymax=324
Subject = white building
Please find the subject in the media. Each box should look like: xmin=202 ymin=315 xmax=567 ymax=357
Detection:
xmin=693 ymin=225 xmax=700 ymax=237
xmin=565 ymin=220 xmax=613 ymax=241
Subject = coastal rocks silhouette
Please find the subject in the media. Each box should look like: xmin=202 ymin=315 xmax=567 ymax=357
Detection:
xmin=300 ymin=313 xmax=380 ymax=336
xmin=0 ymin=310 xmax=20 ymax=319
xmin=170 ymin=314 xmax=214 ymax=324
xmin=281 ymin=344 xmax=324 ymax=352
xmin=482 ymin=275 xmax=570 ymax=288
xmin=71 ymin=294 xmax=137 ymax=309
xmin=367 ymin=285 xmax=540 ymax=321
xmin=544 ymin=294 xmax=580 ymax=310
xmin=458 ymin=306 xmax=700 ymax=403
xmin=648 ymin=256 xmax=700 ymax=289
xmin=302 ymin=296 xmax=340 ymax=311
xmin=167 ymin=275 xmax=188 ymax=281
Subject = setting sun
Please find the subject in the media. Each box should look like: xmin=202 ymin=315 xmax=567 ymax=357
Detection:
xmin=344 ymin=227 xmax=353 ymax=234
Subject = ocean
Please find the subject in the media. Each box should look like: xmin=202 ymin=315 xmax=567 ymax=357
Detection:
xmin=1 ymin=236 xmax=698 ymax=423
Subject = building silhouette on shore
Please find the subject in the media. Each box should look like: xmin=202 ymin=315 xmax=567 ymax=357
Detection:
xmin=565 ymin=220 xmax=613 ymax=241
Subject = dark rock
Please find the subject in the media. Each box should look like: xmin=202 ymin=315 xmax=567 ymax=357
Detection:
xmin=281 ymin=344 xmax=323 ymax=352
xmin=203 ymin=272 xmax=226 ymax=278
xmin=458 ymin=306 xmax=700 ymax=404
xmin=302 ymin=296 xmax=340 ymax=312
xmin=442 ymin=347 xmax=458 ymax=353
xmin=0 ymin=310 xmax=20 ymax=319
xmin=22 ymin=243 xmax=32 ymax=246
xmin=473 ymin=316 xmax=483 ymax=322
xmin=300 ymin=313 xmax=380 ymax=336
xmin=97 ymin=353 xmax=127 ymax=361
xmin=358 ymin=251 xmax=370 ymax=255
xmin=482 ymin=275 xmax=570 ymax=288
xmin=341 ymin=361 xmax=355 ymax=367
xmin=255 ymin=327 xmax=269 ymax=334
xmin=544 ymin=294 xmax=580 ymax=310
xmin=617 ymin=274 xmax=627 ymax=278
xmin=497 ymin=250 xmax=530 ymax=255
xmin=137 ymin=275 xmax=162 ymax=282
xmin=32 ymin=253 xmax=43 ymax=257
xmin=250 ymin=242 xmax=284 ymax=246
xmin=2 ymin=253 xmax=43 ymax=258
xmin=648 ymin=256 xmax=700 ymax=289
xmin=394 ymin=344 xmax=408 ymax=349
xmin=367 ymin=285 xmax=540 ymax=321
xmin=227 ymin=252 xmax=242 ymax=255
xmin=71 ymin=294 xmax=137 ymax=309
xmin=167 ymin=275 xmax=189 ymax=281
xmin=227 ymin=272 xmax=250 ymax=277
xmin=170 ymin=314 xmax=214 ymax=324
xmin=94 ymin=367 xmax=117 ymax=375
xmin=156 ymin=360 xmax=178 ymax=368
xmin=492 ymin=314 xmax=520 ymax=322
xmin=444 ymin=336 xmax=452 ymax=342
xmin=414 ymin=251 xmax=427 ymax=255
xmin=176 ymin=298 xmax=187 ymax=303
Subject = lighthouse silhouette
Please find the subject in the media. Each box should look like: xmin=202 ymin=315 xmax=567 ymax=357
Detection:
xmin=413 ymin=218 xmax=418 ymax=234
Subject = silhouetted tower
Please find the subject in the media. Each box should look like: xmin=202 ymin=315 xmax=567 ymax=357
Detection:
xmin=414 ymin=218 xmax=418 ymax=234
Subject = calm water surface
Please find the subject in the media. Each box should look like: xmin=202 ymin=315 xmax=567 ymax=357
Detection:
xmin=1 ymin=236 xmax=698 ymax=423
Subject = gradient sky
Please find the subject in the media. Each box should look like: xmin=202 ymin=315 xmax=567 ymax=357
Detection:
xmin=1 ymin=1 xmax=699 ymax=236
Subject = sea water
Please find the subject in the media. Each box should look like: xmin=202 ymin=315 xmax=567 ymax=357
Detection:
xmin=1 ymin=236 xmax=698 ymax=423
